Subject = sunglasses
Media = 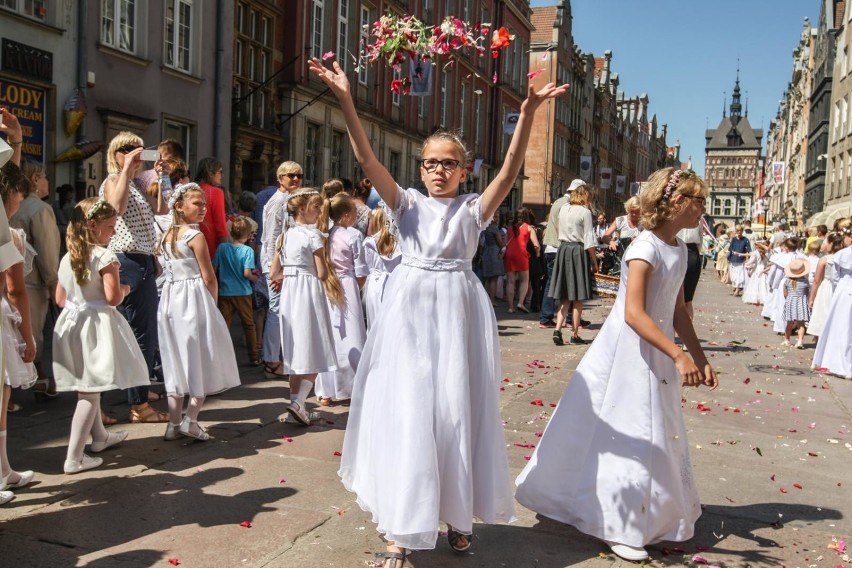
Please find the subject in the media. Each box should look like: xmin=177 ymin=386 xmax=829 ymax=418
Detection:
xmin=282 ymin=173 xmax=304 ymax=180
xmin=116 ymin=144 xmax=142 ymax=154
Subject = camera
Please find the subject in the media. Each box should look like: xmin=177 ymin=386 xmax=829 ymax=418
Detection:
xmin=141 ymin=149 xmax=160 ymax=162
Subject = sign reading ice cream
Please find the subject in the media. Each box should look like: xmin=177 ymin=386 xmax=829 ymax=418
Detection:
xmin=0 ymin=78 xmax=47 ymax=164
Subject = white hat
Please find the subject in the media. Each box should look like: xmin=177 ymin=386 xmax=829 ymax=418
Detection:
xmin=0 ymin=138 xmax=12 ymax=169
xmin=567 ymin=179 xmax=586 ymax=193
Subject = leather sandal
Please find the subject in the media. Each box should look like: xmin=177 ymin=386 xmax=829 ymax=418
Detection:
xmin=129 ymin=403 xmax=169 ymax=423
xmin=447 ymin=525 xmax=472 ymax=553
xmin=375 ymin=550 xmax=407 ymax=568
xmin=101 ymin=408 xmax=120 ymax=426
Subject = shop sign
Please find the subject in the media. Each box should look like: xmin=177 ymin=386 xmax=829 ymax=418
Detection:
xmin=0 ymin=77 xmax=47 ymax=164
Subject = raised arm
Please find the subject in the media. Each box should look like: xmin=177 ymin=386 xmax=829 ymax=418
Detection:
xmin=103 ymin=147 xmax=144 ymax=215
xmin=0 ymin=109 xmax=23 ymax=166
xmin=479 ymin=82 xmax=569 ymax=220
xmin=308 ymin=59 xmax=399 ymax=209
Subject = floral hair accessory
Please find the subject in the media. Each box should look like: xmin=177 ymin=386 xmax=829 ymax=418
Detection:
xmin=290 ymin=190 xmax=320 ymax=198
xmin=662 ymin=169 xmax=696 ymax=200
xmin=85 ymin=198 xmax=108 ymax=220
xmin=168 ymin=182 xmax=199 ymax=211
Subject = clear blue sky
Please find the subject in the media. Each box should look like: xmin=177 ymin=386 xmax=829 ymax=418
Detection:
xmin=530 ymin=0 xmax=822 ymax=175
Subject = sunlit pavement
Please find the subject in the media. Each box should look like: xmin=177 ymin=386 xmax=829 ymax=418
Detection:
xmin=1 ymin=267 xmax=849 ymax=567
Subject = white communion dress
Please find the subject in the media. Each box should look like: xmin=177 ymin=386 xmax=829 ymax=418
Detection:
xmin=339 ymin=186 xmax=515 ymax=551
xmin=158 ymin=228 xmax=240 ymax=397
xmin=315 ymin=225 xmax=369 ymax=400
xmin=53 ymin=247 xmax=149 ymax=392
xmin=516 ymin=231 xmax=701 ymax=549
xmin=361 ymin=235 xmax=401 ymax=329
xmin=812 ymin=247 xmax=852 ymax=379
xmin=277 ymin=225 xmax=337 ymax=375
xmin=2 ymin=229 xmax=36 ymax=388
xmin=807 ymin=254 xmax=836 ymax=337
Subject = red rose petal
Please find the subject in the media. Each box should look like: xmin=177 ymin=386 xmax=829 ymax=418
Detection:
xmin=168 ymin=560 xmax=180 ymax=566
xmin=530 ymin=399 xmax=544 ymax=406
xmin=780 ymin=488 xmax=788 ymax=493
xmin=808 ymin=452 xmax=819 ymax=457
xmin=333 ymin=451 xmax=342 ymax=456
xmin=534 ymin=432 xmax=543 ymax=437
xmin=240 ymin=521 xmax=252 ymax=528
xmin=770 ymin=474 xmax=776 ymax=481
xmin=793 ymin=483 xmax=803 ymax=489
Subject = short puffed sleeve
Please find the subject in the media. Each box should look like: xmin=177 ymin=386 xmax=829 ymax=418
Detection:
xmin=95 ymin=247 xmax=120 ymax=271
xmin=464 ymin=194 xmax=489 ymax=230
xmin=308 ymin=228 xmax=325 ymax=253
xmin=623 ymin=237 xmax=659 ymax=269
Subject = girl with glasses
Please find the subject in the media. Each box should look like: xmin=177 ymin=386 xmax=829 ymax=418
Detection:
xmin=309 ymin=57 xmax=567 ymax=567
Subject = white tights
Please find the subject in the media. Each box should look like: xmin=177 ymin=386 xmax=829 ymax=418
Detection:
xmin=167 ymin=395 xmax=206 ymax=435
xmin=67 ymin=393 xmax=108 ymax=462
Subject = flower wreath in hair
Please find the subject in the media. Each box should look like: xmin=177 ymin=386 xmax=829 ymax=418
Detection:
xmin=168 ymin=182 xmax=199 ymax=211
xmin=662 ymin=169 xmax=697 ymax=201
xmin=290 ymin=189 xmax=320 ymax=198
xmin=85 ymin=197 xmax=108 ymax=220
xmin=842 ymin=226 xmax=852 ymax=237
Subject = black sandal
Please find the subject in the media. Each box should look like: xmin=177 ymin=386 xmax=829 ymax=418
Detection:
xmin=375 ymin=550 xmax=407 ymax=567
xmin=447 ymin=526 xmax=472 ymax=553
xmin=552 ymin=330 xmax=564 ymax=346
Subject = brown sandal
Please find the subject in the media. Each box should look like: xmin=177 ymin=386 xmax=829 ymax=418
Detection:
xmin=129 ymin=403 xmax=169 ymax=423
xmin=101 ymin=409 xmax=120 ymax=426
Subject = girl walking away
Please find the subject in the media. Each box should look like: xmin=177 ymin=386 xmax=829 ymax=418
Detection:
xmin=516 ymin=168 xmax=718 ymax=562
xmin=158 ymin=184 xmax=241 ymax=441
xmin=363 ymin=205 xmax=401 ymax=328
xmin=53 ymin=198 xmax=149 ymax=473
xmin=274 ymin=191 xmax=338 ymax=425
xmin=807 ymin=233 xmax=844 ymax=337
xmin=812 ymin=225 xmax=852 ymax=378
xmin=309 ymin=57 xmax=568 ymax=566
xmin=781 ymin=258 xmax=811 ymax=349
xmin=0 ymin=162 xmax=36 ymax=494
xmin=314 ymin=193 xmax=369 ymax=406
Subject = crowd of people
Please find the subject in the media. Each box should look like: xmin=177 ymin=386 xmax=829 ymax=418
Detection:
xmin=0 ymin=59 xmax=847 ymax=568
xmin=709 ymin=216 xmax=852 ymax=376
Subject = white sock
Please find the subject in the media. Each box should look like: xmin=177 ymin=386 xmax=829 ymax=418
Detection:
xmin=294 ymin=378 xmax=314 ymax=407
xmin=67 ymin=393 xmax=99 ymax=462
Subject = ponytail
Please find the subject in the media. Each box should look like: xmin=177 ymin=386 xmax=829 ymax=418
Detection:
xmin=315 ymin=197 xmax=345 ymax=306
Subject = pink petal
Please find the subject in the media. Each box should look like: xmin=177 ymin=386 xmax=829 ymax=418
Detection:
xmin=322 ymin=51 xmax=335 ymax=61
xmin=168 ymin=560 xmax=180 ymax=566
xmin=240 ymin=521 xmax=252 ymax=528
xmin=692 ymin=554 xmax=709 ymax=565
xmin=527 ymin=69 xmax=544 ymax=79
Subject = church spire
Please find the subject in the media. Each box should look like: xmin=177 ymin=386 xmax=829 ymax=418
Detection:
xmin=730 ymin=65 xmax=743 ymax=123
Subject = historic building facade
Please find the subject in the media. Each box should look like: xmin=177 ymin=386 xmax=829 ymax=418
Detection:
xmin=705 ymin=76 xmax=761 ymax=230
xmin=824 ymin=0 xmax=852 ymax=224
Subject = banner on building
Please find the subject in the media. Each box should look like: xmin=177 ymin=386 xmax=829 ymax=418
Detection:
xmin=0 ymin=77 xmax=46 ymax=164
xmin=599 ymin=168 xmax=612 ymax=189
xmin=409 ymin=55 xmax=432 ymax=96
xmin=503 ymin=112 xmax=520 ymax=134
xmin=579 ymin=155 xmax=592 ymax=181
xmin=629 ymin=181 xmax=640 ymax=196
xmin=615 ymin=175 xmax=626 ymax=194
xmin=772 ymin=162 xmax=785 ymax=185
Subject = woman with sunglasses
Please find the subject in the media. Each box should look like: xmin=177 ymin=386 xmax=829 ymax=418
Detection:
xmin=194 ymin=158 xmax=230 ymax=260
xmin=258 ymin=161 xmax=304 ymax=379
xmin=98 ymin=132 xmax=169 ymax=423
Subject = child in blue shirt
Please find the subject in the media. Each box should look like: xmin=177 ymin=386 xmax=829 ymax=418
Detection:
xmin=213 ymin=216 xmax=260 ymax=365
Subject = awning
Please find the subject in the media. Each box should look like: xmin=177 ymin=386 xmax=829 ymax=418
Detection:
xmin=806 ymin=210 xmax=830 ymax=228
xmin=825 ymin=203 xmax=852 ymax=226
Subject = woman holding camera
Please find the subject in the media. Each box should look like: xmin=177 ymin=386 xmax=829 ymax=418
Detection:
xmin=99 ymin=131 xmax=169 ymax=423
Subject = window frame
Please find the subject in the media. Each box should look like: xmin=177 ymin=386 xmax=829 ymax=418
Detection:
xmin=164 ymin=0 xmax=194 ymax=74
xmin=337 ymin=0 xmax=349 ymax=71
xmin=101 ymin=0 xmax=138 ymax=54
xmin=311 ymin=0 xmax=324 ymax=60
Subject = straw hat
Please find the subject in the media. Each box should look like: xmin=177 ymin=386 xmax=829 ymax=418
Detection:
xmin=785 ymin=258 xmax=810 ymax=279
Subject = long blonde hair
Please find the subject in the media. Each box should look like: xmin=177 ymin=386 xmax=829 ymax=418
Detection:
xmin=287 ymin=192 xmax=345 ymax=306
xmin=368 ymin=206 xmax=398 ymax=257
xmin=67 ymin=197 xmax=118 ymax=285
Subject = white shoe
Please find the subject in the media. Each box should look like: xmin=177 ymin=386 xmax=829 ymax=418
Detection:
xmin=164 ymin=422 xmax=182 ymax=441
xmin=178 ymin=417 xmax=211 ymax=441
xmin=605 ymin=540 xmax=649 ymax=561
xmin=3 ymin=470 xmax=34 ymax=489
xmin=0 ymin=490 xmax=14 ymax=505
xmin=780 ymin=340 xmax=791 ymax=347
xmin=287 ymin=402 xmax=312 ymax=426
xmin=64 ymin=454 xmax=103 ymax=474
xmin=795 ymin=341 xmax=805 ymax=349
xmin=89 ymin=430 xmax=128 ymax=453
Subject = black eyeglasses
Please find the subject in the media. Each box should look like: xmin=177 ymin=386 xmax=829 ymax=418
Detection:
xmin=282 ymin=173 xmax=304 ymax=180
xmin=419 ymin=158 xmax=461 ymax=172
xmin=116 ymin=144 xmax=142 ymax=154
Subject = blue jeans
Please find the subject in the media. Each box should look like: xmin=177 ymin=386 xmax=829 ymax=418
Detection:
xmin=539 ymin=252 xmax=557 ymax=324
xmin=116 ymin=252 xmax=157 ymax=406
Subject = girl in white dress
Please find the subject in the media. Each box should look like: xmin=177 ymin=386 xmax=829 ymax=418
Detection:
xmin=808 ymin=233 xmax=844 ymax=336
xmin=54 ymin=198 xmax=149 ymax=474
xmin=363 ymin=205 xmax=401 ymax=329
xmin=516 ymin=168 xmax=719 ymax=562
xmin=812 ymin=226 xmax=852 ymax=379
xmin=158 ymin=183 xmax=241 ymax=442
xmin=741 ymin=242 xmax=769 ymax=306
xmin=315 ymin=193 xmax=369 ymax=405
xmin=273 ymin=190 xmax=338 ymax=425
xmin=0 ymin=163 xmax=35 ymax=492
xmin=309 ymin=57 xmax=568 ymax=567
